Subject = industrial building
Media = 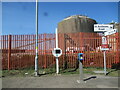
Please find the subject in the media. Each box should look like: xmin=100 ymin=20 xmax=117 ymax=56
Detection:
xmin=58 ymin=15 xmax=97 ymax=33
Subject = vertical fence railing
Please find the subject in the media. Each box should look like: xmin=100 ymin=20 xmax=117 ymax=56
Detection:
xmin=8 ymin=35 xmax=11 ymax=70
xmin=1 ymin=33 xmax=120 ymax=70
xmin=62 ymin=32 xmax=120 ymax=68
xmin=44 ymin=34 xmax=47 ymax=68
xmin=116 ymin=33 xmax=119 ymax=64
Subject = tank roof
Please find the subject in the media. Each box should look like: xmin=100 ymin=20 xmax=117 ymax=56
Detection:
xmin=63 ymin=15 xmax=90 ymax=20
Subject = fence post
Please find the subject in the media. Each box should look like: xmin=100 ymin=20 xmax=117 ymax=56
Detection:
xmin=8 ymin=35 xmax=11 ymax=70
xmin=64 ymin=34 xmax=67 ymax=70
xmin=44 ymin=34 xmax=47 ymax=68
xmin=116 ymin=33 xmax=119 ymax=64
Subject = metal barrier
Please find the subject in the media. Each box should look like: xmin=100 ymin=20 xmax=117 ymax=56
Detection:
xmin=1 ymin=32 xmax=120 ymax=70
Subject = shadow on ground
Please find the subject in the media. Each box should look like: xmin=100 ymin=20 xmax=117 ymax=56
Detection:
xmin=83 ymin=76 xmax=97 ymax=81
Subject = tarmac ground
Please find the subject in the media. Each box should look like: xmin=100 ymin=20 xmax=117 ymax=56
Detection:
xmin=2 ymin=74 xmax=119 ymax=88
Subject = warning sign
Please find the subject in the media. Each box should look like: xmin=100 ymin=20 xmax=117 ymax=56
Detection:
xmin=102 ymin=36 xmax=107 ymax=45
xmin=101 ymin=36 xmax=109 ymax=51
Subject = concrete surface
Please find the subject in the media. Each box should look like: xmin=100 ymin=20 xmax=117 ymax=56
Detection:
xmin=2 ymin=74 xmax=119 ymax=88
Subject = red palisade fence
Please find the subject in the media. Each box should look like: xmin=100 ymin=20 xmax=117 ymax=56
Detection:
xmin=1 ymin=32 xmax=120 ymax=70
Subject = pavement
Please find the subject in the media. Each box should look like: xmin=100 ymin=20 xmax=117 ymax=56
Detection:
xmin=2 ymin=74 xmax=119 ymax=88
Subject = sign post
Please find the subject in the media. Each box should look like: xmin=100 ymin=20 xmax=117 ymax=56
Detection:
xmin=101 ymin=35 xmax=108 ymax=75
xmin=102 ymin=29 xmax=117 ymax=75
xmin=56 ymin=28 xmax=59 ymax=74
xmin=77 ymin=53 xmax=84 ymax=83
xmin=94 ymin=24 xmax=115 ymax=76
xmin=52 ymin=48 xmax=62 ymax=74
xmin=103 ymin=50 xmax=107 ymax=75
xmin=94 ymin=24 xmax=118 ymax=75
xmin=56 ymin=57 xmax=59 ymax=74
xmin=52 ymin=28 xmax=62 ymax=74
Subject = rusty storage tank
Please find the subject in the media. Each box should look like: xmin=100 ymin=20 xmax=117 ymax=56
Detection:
xmin=58 ymin=15 xmax=97 ymax=33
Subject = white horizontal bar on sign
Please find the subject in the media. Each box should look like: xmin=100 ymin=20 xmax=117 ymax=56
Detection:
xmin=100 ymin=48 xmax=109 ymax=51
xmin=104 ymin=29 xmax=117 ymax=36
xmin=94 ymin=24 xmax=113 ymax=32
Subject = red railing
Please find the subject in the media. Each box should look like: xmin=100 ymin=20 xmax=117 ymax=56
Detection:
xmin=1 ymin=32 xmax=120 ymax=70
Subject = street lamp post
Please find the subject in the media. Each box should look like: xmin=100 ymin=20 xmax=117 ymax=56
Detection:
xmin=35 ymin=0 xmax=39 ymax=76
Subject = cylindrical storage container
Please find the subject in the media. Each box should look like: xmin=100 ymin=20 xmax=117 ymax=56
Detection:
xmin=58 ymin=15 xmax=97 ymax=33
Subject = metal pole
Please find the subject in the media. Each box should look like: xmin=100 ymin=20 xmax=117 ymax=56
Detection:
xmin=103 ymin=33 xmax=107 ymax=75
xmin=35 ymin=0 xmax=39 ymax=76
xmin=56 ymin=57 xmax=59 ymax=74
xmin=56 ymin=28 xmax=59 ymax=74
xmin=56 ymin=28 xmax=58 ymax=48
xmin=77 ymin=60 xmax=84 ymax=83
xmin=79 ymin=60 xmax=84 ymax=81
xmin=8 ymin=35 xmax=11 ymax=70
xmin=103 ymin=50 xmax=107 ymax=75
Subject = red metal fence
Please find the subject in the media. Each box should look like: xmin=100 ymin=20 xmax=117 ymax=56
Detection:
xmin=1 ymin=34 xmax=56 ymax=70
xmin=1 ymin=32 xmax=120 ymax=70
xmin=59 ymin=33 xmax=120 ymax=69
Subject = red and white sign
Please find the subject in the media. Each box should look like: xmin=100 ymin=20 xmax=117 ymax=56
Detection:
xmin=101 ymin=44 xmax=109 ymax=48
xmin=101 ymin=48 xmax=109 ymax=51
xmin=102 ymin=36 xmax=107 ymax=45
xmin=101 ymin=36 xmax=109 ymax=51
